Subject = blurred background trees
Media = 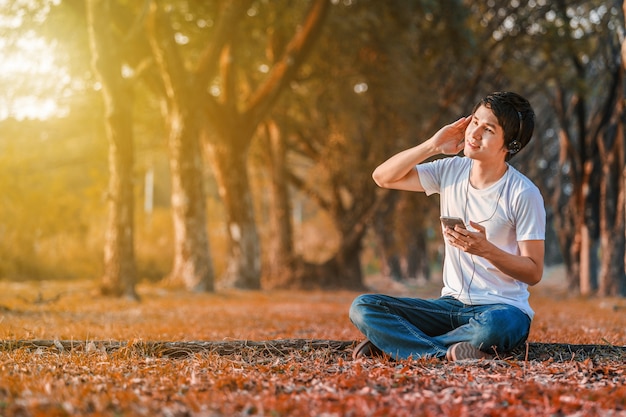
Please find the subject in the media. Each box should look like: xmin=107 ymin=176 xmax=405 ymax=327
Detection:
xmin=0 ymin=0 xmax=624 ymax=297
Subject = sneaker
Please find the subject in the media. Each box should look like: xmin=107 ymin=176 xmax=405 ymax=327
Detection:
xmin=446 ymin=342 xmax=494 ymax=361
xmin=352 ymin=339 xmax=384 ymax=360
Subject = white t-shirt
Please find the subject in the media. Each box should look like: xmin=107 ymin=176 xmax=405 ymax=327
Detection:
xmin=416 ymin=156 xmax=545 ymax=319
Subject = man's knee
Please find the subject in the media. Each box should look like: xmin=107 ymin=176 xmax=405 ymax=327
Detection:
xmin=349 ymin=294 xmax=381 ymax=326
xmin=471 ymin=306 xmax=530 ymax=351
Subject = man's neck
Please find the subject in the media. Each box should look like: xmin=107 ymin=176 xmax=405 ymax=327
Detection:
xmin=469 ymin=160 xmax=508 ymax=189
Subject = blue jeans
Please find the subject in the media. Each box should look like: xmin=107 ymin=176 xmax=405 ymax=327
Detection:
xmin=349 ymin=294 xmax=531 ymax=360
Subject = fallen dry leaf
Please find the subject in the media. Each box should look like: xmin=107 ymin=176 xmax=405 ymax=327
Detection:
xmin=0 ymin=277 xmax=624 ymax=416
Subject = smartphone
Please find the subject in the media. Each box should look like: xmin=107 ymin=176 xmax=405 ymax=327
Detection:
xmin=440 ymin=216 xmax=466 ymax=230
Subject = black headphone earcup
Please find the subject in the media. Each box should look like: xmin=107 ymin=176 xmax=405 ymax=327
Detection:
xmin=508 ymin=140 xmax=521 ymax=154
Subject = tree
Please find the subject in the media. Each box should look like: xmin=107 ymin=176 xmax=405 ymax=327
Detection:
xmin=623 ymin=0 xmax=626 ymax=288
xmin=462 ymin=0 xmax=625 ymax=296
xmin=259 ymin=0 xmax=486 ymax=288
xmin=145 ymin=2 xmax=216 ymax=292
xmin=86 ymin=0 xmax=138 ymax=299
xmin=257 ymin=119 xmax=295 ymax=287
xmin=143 ymin=0 xmax=330 ymax=289
xmin=4 ymin=0 xmax=624 ymax=297
xmin=543 ymin=0 xmax=625 ymax=296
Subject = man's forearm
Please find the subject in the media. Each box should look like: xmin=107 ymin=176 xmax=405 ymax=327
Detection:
xmin=372 ymin=117 xmax=470 ymax=190
xmin=484 ymin=243 xmax=544 ymax=286
xmin=372 ymin=141 xmax=437 ymax=189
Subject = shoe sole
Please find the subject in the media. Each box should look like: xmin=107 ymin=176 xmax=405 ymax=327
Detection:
xmin=352 ymin=339 xmax=383 ymax=360
xmin=447 ymin=342 xmax=493 ymax=361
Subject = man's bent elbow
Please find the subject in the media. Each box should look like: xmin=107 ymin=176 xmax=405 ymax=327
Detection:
xmin=372 ymin=169 xmax=387 ymax=188
xmin=527 ymin=265 xmax=544 ymax=286
xmin=372 ymin=170 xmax=423 ymax=192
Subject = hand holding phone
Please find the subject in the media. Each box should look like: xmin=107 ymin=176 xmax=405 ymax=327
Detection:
xmin=440 ymin=216 xmax=466 ymax=230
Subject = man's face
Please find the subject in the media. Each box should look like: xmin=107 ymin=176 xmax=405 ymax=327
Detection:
xmin=463 ymin=104 xmax=508 ymax=162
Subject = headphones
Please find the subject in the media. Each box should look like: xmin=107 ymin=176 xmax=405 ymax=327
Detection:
xmin=507 ymin=111 xmax=523 ymax=154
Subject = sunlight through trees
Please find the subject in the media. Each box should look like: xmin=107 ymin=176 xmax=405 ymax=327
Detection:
xmin=0 ymin=0 xmax=624 ymax=296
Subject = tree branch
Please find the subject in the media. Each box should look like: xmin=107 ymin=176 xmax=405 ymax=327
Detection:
xmin=245 ymin=0 xmax=330 ymax=124
xmin=145 ymin=1 xmax=190 ymax=105
xmin=194 ymin=0 xmax=253 ymax=87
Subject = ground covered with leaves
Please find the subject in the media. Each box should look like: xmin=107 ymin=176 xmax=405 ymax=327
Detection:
xmin=0 ymin=268 xmax=625 ymax=416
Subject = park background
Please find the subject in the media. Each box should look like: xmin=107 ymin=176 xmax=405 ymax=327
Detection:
xmin=1 ymin=2 xmax=626 ymax=416
xmin=1 ymin=0 xmax=625 ymax=298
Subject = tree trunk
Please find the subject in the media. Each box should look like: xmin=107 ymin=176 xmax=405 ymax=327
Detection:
xmin=287 ymin=239 xmax=366 ymax=290
xmin=551 ymin=84 xmax=592 ymax=296
xmin=553 ymin=192 xmax=579 ymax=292
xmin=397 ymin=192 xmax=434 ymax=282
xmin=86 ymin=0 xmax=137 ymax=299
xmin=406 ymin=231 xmax=431 ymax=281
xmin=622 ymin=1 xmax=626 ymax=295
xmin=598 ymin=156 xmax=626 ymax=296
xmin=372 ymin=193 xmax=404 ymax=281
xmin=577 ymin=150 xmax=593 ymax=296
xmin=205 ymin=138 xmax=261 ymax=289
xmin=597 ymin=61 xmax=626 ymax=296
xmin=579 ymin=224 xmax=592 ymax=296
xmin=262 ymin=120 xmax=296 ymax=288
xmin=165 ymin=109 xmax=215 ymax=292
xmin=147 ymin=3 xmax=215 ymax=292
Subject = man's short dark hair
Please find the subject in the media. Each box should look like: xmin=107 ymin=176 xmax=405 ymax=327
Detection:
xmin=473 ymin=92 xmax=535 ymax=161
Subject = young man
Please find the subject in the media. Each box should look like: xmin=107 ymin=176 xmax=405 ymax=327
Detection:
xmin=350 ymin=91 xmax=545 ymax=361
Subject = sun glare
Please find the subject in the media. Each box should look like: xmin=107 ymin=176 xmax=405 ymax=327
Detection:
xmin=0 ymin=28 xmax=69 ymax=120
